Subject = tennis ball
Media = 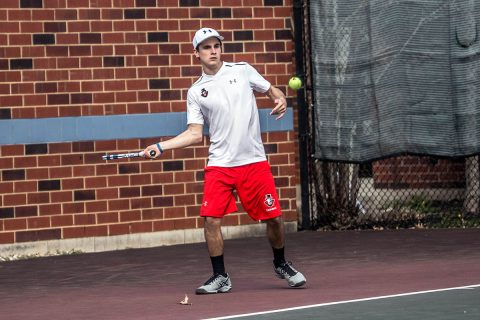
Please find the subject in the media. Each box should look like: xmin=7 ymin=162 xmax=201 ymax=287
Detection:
xmin=288 ymin=76 xmax=302 ymax=91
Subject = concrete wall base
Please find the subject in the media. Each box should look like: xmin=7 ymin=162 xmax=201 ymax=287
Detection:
xmin=0 ymin=222 xmax=297 ymax=260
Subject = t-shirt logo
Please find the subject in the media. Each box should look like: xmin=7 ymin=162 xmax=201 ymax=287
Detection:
xmin=264 ymin=194 xmax=275 ymax=207
xmin=201 ymin=88 xmax=208 ymax=97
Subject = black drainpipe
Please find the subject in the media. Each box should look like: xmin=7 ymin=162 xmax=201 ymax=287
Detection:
xmin=293 ymin=0 xmax=311 ymax=230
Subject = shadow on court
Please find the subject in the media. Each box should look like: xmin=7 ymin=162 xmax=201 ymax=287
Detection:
xmin=0 ymin=229 xmax=479 ymax=320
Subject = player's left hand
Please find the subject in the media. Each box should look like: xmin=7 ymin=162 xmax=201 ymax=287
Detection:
xmin=270 ymin=97 xmax=287 ymax=120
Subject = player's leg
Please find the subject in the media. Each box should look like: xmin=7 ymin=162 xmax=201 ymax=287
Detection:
xmin=237 ymin=161 xmax=306 ymax=287
xmin=196 ymin=167 xmax=236 ymax=294
xmin=265 ymin=215 xmax=285 ymax=256
xmin=196 ymin=216 xmax=232 ymax=294
xmin=204 ymin=216 xmax=226 ymax=276
xmin=266 ymin=216 xmax=306 ymax=287
xmin=204 ymin=216 xmax=224 ymax=257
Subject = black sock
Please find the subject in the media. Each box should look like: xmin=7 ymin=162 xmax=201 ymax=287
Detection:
xmin=210 ymin=254 xmax=226 ymax=275
xmin=272 ymin=247 xmax=286 ymax=267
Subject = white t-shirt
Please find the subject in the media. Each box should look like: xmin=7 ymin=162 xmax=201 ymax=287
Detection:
xmin=187 ymin=62 xmax=271 ymax=167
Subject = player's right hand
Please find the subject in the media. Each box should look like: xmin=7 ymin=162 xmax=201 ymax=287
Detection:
xmin=143 ymin=144 xmax=161 ymax=159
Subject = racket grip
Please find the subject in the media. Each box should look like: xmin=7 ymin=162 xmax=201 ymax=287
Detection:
xmin=139 ymin=150 xmax=156 ymax=158
xmin=102 ymin=154 xmax=123 ymax=160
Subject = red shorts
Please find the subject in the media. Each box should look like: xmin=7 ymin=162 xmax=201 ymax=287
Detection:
xmin=200 ymin=161 xmax=282 ymax=221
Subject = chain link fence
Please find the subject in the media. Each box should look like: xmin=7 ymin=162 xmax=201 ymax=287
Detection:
xmin=297 ymin=1 xmax=480 ymax=230
xmin=304 ymin=157 xmax=480 ymax=230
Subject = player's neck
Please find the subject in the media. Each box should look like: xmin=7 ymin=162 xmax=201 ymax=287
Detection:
xmin=202 ymin=61 xmax=223 ymax=76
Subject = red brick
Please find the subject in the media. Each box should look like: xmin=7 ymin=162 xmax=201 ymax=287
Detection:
xmin=174 ymin=171 xmax=195 ymax=183
xmin=186 ymin=205 xmax=200 ymax=217
xmin=223 ymin=214 xmax=241 ymax=226
xmin=51 ymin=214 xmax=74 ymax=227
xmin=108 ymin=199 xmax=130 ymax=211
xmin=4 ymin=218 xmax=27 ymax=231
xmin=14 ymin=181 xmax=37 ymax=193
xmin=27 ymin=192 xmax=50 ymax=204
xmin=173 ymin=217 xmax=196 ymax=230
xmin=184 ymin=159 xmax=206 ymax=170
xmin=63 ymin=202 xmax=85 ymax=214
xmin=164 ymin=183 xmax=185 ymax=195
xmin=84 ymin=225 xmax=109 ymax=237
xmin=38 ymin=155 xmax=62 ymax=167
xmin=130 ymin=198 xmax=152 ymax=209
xmin=120 ymin=210 xmax=142 ymax=222
xmin=0 ymin=232 xmax=14 ymax=244
xmin=0 ymin=182 xmax=14 ymax=194
xmin=27 ymin=217 xmax=50 ymax=229
xmin=97 ymin=164 xmax=118 ymax=176
xmin=4 ymin=194 xmax=27 ymax=206
xmin=97 ymin=212 xmax=119 ymax=224
xmin=50 ymin=167 xmax=73 ymax=178
xmin=142 ymin=208 xmax=163 ymax=220
xmin=174 ymin=194 xmax=195 ymax=206
xmin=140 ymin=161 xmax=164 ymax=173
xmin=239 ymin=214 xmax=257 ymax=225
xmin=282 ymin=210 xmax=298 ymax=222
xmin=153 ymin=219 xmax=174 ymax=231
xmin=63 ymin=227 xmax=85 ymax=239
xmin=185 ymin=182 xmax=203 ymax=194
xmin=74 ymin=213 xmax=96 ymax=225
xmin=16 ymin=229 xmax=61 ymax=242
xmin=1 ymin=145 xmax=23 ymax=156
xmin=108 ymin=223 xmax=130 ymax=236
xmin=129 ymin=221 xmax=153 ymax=234
xmin=38 ymin=204 xmax=62 ymax=216
xmin=164 ymin=207 xmax=185 ymax=219
xmin=86 ymin=201 xmax=108 ymax=213
xmin=26 ymin=168 xmax=49 ymax=180
xmin=151 ymin=172 xmax=174 ymax=184
xmin=97 ymin=188 xmax=118 ymax=200
xmin=107 ymin=176 xmax=130 ymax=187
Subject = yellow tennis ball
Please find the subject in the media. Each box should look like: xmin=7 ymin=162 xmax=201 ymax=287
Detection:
xmin=288 ymin=76 xmax=302 ymax=91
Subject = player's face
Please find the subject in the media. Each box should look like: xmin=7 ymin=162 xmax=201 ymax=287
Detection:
xmin=194 ymin=37 xmax=222 ymax=74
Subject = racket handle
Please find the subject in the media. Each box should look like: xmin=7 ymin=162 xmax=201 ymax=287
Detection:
xmin=139 ymin=150 xmax=156 ymax=157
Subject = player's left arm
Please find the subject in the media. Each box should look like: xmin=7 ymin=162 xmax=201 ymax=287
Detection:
xmin=266 ymin=85 xmax=287 ymax=120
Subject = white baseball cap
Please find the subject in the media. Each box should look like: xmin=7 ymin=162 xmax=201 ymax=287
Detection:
xmin=192 ymin=28 xmax=224 ymax=49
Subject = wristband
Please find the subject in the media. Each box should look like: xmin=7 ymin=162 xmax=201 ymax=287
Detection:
xmin=156 ymin=142 xmax=164 ymax=154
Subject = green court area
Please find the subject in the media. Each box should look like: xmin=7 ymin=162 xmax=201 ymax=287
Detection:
xmin=210 ymin=285 xmax=480 ymax=320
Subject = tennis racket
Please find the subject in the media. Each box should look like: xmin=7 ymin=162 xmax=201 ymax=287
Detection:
xmin=102 ymin=150 xmax=156 ymax=161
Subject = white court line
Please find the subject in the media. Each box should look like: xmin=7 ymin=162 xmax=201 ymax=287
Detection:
xmin=204 ymin=284 xmax=480 ymax=320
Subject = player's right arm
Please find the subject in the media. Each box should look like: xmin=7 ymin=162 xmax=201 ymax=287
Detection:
xmin=143 ymin=123 xmax=204 ymax=159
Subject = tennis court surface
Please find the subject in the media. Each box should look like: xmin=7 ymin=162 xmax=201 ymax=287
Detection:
xmin=1 ymin=228 xmax=479 ymax=320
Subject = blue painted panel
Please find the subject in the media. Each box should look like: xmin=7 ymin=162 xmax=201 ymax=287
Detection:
xmin=0 ymin=108 xmax=292 ymax=146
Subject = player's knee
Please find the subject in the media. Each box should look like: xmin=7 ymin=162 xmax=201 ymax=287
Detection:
xmin=265 ymin=216 xmax=283 ymax=227
xmin=204 ymin=216 xmax=222 ymax=229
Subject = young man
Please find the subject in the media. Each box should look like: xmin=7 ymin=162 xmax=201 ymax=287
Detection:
xmin=143 ymin=28 xmax=306 ymax=294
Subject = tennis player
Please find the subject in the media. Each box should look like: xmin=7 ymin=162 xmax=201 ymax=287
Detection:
xmin=143 ymin=27 xmax=306 ymax=294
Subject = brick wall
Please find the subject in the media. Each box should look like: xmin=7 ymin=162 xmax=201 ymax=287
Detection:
xmin=373 ymin=156 xmax=466 ymax=189
xmin=0 ymin=0 xmax=299 ymax=245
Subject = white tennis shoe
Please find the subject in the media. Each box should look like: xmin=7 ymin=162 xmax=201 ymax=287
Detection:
xmin=274 ymin=261 xmax=307 ymax=287
xmin=195 ymin=273 xmax=232 ymax=294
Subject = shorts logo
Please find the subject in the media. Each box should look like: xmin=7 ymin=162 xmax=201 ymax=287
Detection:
xmin=201 ymin=88 xmax=208 ymax=97
xmin=264 ymin=194 xmax=275 ymax=207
